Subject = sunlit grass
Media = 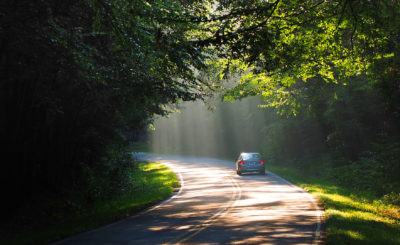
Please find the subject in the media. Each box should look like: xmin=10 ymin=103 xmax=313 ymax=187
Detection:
xmin=2 ymin=162 xmax=179 ymax=245
xmin=267 ymin=164 xmax=400 ymax=245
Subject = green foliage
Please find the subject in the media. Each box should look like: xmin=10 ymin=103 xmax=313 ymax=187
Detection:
xmin=257 ymin=72 xmax=400 ymax=202
xmin=382 ymin=192 xmax=400 ymax=206
xmin=196 ymin=0 xmax=400 ymax=117
xmin=2 ymin=1 xmax=400 ymax=241
xmin=329 ymin=153 xmax=398 ymax=197
xmin=1 ymin=0 xmax=208 ymax=213
xmin=259 ymin=73 xmax=398 ymax=162
xmin=83 ymin=147 xmax=138 ymax=202
xmin=261 ymin=115 xmax=328 ymax=160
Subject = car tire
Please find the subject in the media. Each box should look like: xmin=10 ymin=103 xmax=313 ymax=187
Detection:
xmin=259 ymin=170 xmax=265 ymax=175
xmin=237 ymin=170 xmax=242 ymax=176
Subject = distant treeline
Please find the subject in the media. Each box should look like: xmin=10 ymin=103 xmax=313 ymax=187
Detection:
xmin=259 ymin=76 xmax=400 ymax=195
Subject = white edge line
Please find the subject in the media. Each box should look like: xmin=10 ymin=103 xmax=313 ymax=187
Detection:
xmin=144 ymin=161 xmax=184 ymax=213
xmin=266 ymin=171 xmax=323 ymax=245
xmin=52 ymin=160 xmax=184 ymax=245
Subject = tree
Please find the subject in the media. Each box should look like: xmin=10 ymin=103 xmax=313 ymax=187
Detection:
xmin=189 ymin=0 xmax=400 ymax=166
xmin=0 ymin=0 xmax=208 ymax=212
xmin=188 ymin=0 xmax=400 ymax=118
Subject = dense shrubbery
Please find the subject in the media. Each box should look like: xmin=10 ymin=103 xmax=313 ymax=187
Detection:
xmin=83 ymin=146 xmax=138 ymax=203
xmin=330 ymin=143 xmax=400 ymax=196
xmin=1 ymin=0 xmax=206 ymax=214
xmin=382 ymin=192 xmax=400 ymax=206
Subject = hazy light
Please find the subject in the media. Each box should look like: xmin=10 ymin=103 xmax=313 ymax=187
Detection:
xmin=150 ymin=96 xmax=273 ymax=158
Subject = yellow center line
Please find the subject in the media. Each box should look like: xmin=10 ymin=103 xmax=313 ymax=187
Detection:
xmin=165 ymin=175 xmax=242 ymax=244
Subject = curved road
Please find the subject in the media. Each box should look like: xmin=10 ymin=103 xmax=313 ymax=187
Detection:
xmin=54 ymin=154 xmax=324 ymax=244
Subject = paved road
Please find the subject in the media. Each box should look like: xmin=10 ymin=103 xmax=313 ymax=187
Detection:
xmin=54 ymin=154 xmax=324 ymax=244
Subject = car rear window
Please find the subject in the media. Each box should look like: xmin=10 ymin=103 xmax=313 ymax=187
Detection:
xmin=241 ymin=153 xmax=261 ymax=160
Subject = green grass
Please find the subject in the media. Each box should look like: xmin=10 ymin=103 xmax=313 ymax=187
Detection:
xmin=267 ymin=163 xmax=400 ymax=244
xmin=2 ymin=162 xmax=179 ymax=245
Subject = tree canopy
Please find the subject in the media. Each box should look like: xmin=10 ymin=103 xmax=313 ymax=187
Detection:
xmin=191 ymin=0 xmax=400 ymax=116
xmin=1 ymin=0 xmax=399 ymax=213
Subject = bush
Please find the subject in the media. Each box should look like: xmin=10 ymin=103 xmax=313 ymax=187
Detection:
xmin=83 ymin=146 xmax=138 ymax=203
xmin=381 ymin=192 xmax=400 ymax=206
xmin=329 ymin=143 xmax=400 ymax=196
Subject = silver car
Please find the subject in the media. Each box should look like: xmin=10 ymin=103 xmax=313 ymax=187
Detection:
xmin=236 ymin=152 xmax=265 ymax=175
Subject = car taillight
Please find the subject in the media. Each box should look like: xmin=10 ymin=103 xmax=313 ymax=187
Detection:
xmin=239 ymin=161 xmax=245 ymax=165
xmin=260 ymin=160 xmax=264 ymax=164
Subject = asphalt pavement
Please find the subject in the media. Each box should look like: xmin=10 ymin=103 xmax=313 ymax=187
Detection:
xmin=53 ymin=153 xmax=324 ymax=245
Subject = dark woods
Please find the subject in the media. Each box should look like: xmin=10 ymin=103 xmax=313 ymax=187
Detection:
xmin=0 ymin=0 xmax=204 ymax=214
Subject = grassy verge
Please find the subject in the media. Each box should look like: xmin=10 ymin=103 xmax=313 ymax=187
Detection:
xmin=267 ymin=163 xmax=400 ymax=244
xmin=2 ymin=161 xmax=179 ymax=245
